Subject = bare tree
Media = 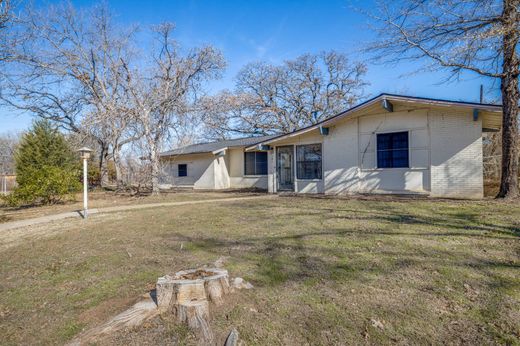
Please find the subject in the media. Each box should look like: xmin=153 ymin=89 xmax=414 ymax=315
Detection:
xmin=1 ymin=4 xmax=223 ymax=194
xmin=201 ymin=51 xmax=368 ymax=138
xmin=0 ymin=0 xmax=8 ymax=27
xmin=0 ymin=131 xmax=19 ymax=175
xmin=366 ymin=0 xmax=519 ymax=199
xmin=123 ymin=23 xmax=225 ymax=194
xmin=0 ymin=0 xmax=11 ymax=61
xmin=0 ymin=2 xmax=140 ymax=187
xmin=76 ymin=5 xmax=141 ymax=188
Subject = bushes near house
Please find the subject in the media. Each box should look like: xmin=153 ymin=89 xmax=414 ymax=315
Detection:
xmin=3 ymin=120 xmax=81 ymax=206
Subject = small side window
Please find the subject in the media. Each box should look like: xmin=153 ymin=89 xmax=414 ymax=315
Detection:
xmin=178 ymin=164 xmax=187 ymax=177
xmin=244 ymin=152 xmax=268 ymax=175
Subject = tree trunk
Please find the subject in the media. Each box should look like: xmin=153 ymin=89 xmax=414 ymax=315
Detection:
xmin=150 ymin=141 xmax=160 ymax=195
xmin=99 ymin=142 xmax=110 ymax=188
xmin=497 ymin=0 xmax=520 ymax=199
xmin=112 ymin=145 xmax=124 ymax=190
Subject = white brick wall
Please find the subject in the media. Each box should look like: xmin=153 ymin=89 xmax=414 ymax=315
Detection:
xmin=164 ymin=107 xmax=485 ymax=199
xmin=355 ymin=110 xmax=431 ymax=194
xmin=429 ymin=110 xmax=483 ymax=199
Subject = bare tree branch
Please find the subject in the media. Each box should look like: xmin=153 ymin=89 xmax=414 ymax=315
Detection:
xmin=0 ymin=2 xmax=142 ymax=187
xmin=123 ymin=23 xmax=225 ymax=194
xmin=365 ymin=0 xmax=519 ymax=198
xmin=201 ymin=51 xmax=368 ymax=138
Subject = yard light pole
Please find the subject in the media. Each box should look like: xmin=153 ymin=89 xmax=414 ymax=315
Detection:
xmin=78 ymin=147 xmax=93 ymax=219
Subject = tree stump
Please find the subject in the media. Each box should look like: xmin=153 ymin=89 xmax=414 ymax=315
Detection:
xmin=201 ymin=268 xmax=230 ymax=305
xmin=167 ymin=268 xmax=229 ymax=305
xmin=156 ymin=275 xmax=206 ymax=312
xmin=68 ymin=267 xmax=234 ymax=345
xmin=175 ymin=300 xmax=213 ymax=341
xmin=155 ymin=268 xmax=229 ymax=339
xmin=156 ymin=275 xmax=175 ymax=312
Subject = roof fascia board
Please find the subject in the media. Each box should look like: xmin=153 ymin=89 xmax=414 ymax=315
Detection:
xmin=160 ymin=151 xmax=214 ymax=157
xmin=245 ymin=94 xmax=503 ymax=150
xmin=386 ymin=95 xmax=502 ymax=112
xmin=245 ymin=95 xmax=384 ymax=149
xmin=212 ymin=147 xmax=228 ymax=155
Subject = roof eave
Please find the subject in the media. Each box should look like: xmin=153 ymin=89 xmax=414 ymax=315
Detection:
xmin=160 ymin=150 xmax=213 ymax=157
xmin=244 ymin=95 xmax=384 ymax=150
xmin=245 ymin=94 xmax=504 ymax=150
xmin=383 ymin=94 xmax=502 ymax=113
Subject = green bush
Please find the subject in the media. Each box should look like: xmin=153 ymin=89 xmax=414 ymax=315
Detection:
xmin=3 ymin=120 xmax=81 ymax=207
xmin=4 ymin=166 xmax=81 ymax=206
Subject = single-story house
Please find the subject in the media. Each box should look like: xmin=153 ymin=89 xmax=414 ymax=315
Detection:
xmin=160 ymin=93 xmax=502 ymax=198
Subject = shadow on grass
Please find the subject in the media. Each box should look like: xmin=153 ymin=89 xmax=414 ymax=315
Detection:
xmin=256 ymin=201 xmax=520 ymax=239
xmin=152 ymin=197 xmax=520 ymax=344
xmin=166 ymin=225 xmax=519 ymax=289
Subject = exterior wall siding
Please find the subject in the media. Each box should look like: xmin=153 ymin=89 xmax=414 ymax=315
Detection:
xmin=161 ymin=148 xmax=268 ymax=190
xmin=212 ymin=155 xmax=230 ymax=189
xmin=161 ymin=106 xmax=484 ymax=199
xmin=161 ymin=154 xmax=215 ymax=188
xmin=228 ymin=148 xmax=268 ymax=189
xmin=356 ymin=110 xmax=430 ymax=194
xmin=429 ymin=110 xmax=483 ymax=198
xmin=323 ymin=118 xmax=359 ymax=194
xmin=268 ymin=107 xmax=483 ymax=199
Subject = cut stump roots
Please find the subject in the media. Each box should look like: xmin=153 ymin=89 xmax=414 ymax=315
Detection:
xmin=156 ymin=268 xmax=230 ymax=341
xmin=68 ymin=267 xmax=251 ymax=345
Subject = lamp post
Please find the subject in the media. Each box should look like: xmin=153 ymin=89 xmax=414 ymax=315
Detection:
xmin=78 ymin=147 xmax=93 ymax=218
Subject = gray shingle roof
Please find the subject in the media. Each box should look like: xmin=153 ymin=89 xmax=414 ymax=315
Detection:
xmin=160 ymin=135 xmax=276 ymax=157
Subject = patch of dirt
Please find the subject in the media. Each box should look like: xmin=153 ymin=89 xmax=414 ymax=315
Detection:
xmin=98 ymin=314 xmax=194 ymax=346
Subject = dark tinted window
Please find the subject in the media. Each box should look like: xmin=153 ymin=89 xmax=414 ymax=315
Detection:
xmin=377 ymin=132 xmax=409 ymax=168
xmin=244 ymin=152 xmax=268 ymax=175
xmin=296 ymin=144 xmax=322 ymax=179
xmin=178 ymin=164 xmax=187 ymax=177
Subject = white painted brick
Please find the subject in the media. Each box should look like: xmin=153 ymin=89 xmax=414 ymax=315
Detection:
xmin=429 ymin=110 xmax=483 ymax=199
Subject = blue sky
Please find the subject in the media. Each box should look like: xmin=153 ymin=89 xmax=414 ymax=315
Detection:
xmin=1 ymin=0 xmax=500 ymax=133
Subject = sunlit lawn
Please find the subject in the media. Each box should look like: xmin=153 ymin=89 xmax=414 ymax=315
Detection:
xmin=0 ymin=190 xmax=255 ymax=223
xmin=0 ymin=195 xmax=519 ymax=345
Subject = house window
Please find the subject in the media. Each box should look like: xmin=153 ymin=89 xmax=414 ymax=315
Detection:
xmin=244 ymin=152 xmax=268 ymax=175
xmin=296 ymin=143 xmax=322 ymax=180
xmin=377 ymin=131 xmax=409 ymax=168
xmin=178 ymin=164 xmax=187 ymax=177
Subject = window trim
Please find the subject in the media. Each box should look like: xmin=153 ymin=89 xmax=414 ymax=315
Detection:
xmin=296 ymin=143 xmax=323 ymax=181
xmin=244 ymin=151 xmax=268 ymax=176
xmin=177 ymin=163 xmax=188 ymax=177
xmin=375 ymin=131 xmax=410 ymax=169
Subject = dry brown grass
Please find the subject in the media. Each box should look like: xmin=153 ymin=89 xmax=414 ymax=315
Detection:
xmin=0 ymin=194 xmax=519 ymax=345
xmin=0 ymin=190 xmax=255 ymax=223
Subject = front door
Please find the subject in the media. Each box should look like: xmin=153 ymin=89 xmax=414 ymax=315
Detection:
xmin=276 ymin=146 xmax=294 ymax=191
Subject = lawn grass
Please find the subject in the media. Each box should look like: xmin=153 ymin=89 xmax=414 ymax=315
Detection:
xmin=0 ymin=190 xmax=256 ymax=223
xmin=0 ymin=195 xmax=519 ymax=345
